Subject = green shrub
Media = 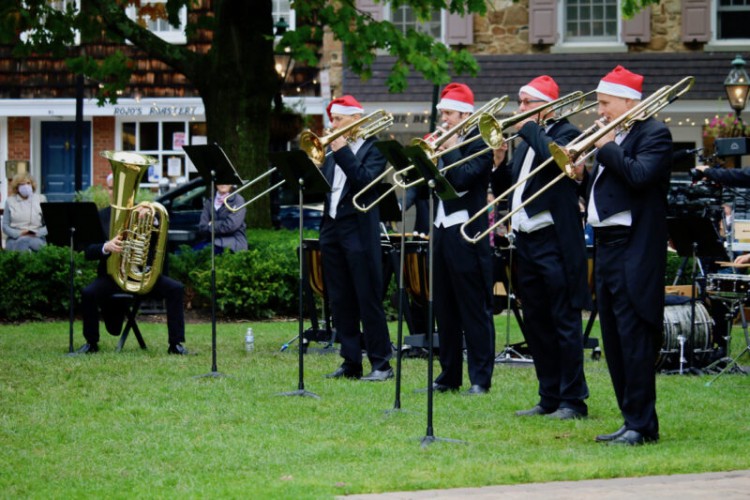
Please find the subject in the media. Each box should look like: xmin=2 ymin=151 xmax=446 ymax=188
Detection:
xmin=0 ymin=245 xmax=97 ymax=321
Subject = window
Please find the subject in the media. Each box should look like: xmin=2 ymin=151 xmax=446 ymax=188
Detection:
xmin=120 ymin=119 xmax=206 ymax=185
xmin=717 ymin=0 xmax=750 ymax=40
xmin=390 ymin=5 xmax=441 ymax=39
xmin=564 ymin=0 xmax=618 ymax=42
xmin=272 ymin=0 xmax=296 ymax=31
xmin=126 ymin=0 xmax=187 ymax=44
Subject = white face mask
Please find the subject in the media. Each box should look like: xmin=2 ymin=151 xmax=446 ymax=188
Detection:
xmin=18 ymin=184 xmax=33 ymax=198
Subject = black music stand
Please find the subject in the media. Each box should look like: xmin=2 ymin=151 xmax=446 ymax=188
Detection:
xmin=271 ymin=150 xmax=330 ymax=399
xmin=404 ymin=145 xmax=464 ymax=447
xmin=374 ymin=140 xmax=412 ymax=414
xmin=41 ymin=202 xmax=105 ymax=355
xmin=183 ymin=143 xmax=244 ymax=378
xmin=667 ymin=216 xmax=727 ymax=375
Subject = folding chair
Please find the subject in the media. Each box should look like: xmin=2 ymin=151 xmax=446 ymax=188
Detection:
xmin=110 ymin=293 xmax=147 ymax=352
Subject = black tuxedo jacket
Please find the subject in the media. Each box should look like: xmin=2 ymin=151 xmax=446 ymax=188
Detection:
xmin=587 ymin=116 xmax=673 ymax=327
xmin=437 ymin=126 xmax=493 ymax=238
xmin=84 ymin=207 xmax=112 ymax=277
xmin=320 ymin=136 xmax=386 ymax=224
xmin=705 ymin=166 xmax=750 ymax=188
xmin=493 ymin=119 xmax=591 ymax=309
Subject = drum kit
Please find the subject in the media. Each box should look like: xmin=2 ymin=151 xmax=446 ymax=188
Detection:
xmin=702 ymin=271 xmax=750 ymax=383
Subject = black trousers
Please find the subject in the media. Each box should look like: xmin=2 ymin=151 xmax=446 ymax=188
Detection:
xmin=320 ymin=215 xmax=392 ymax=372
xmin=433 ymin=225 xmax=495 ymax=389
xmin=595 ymin=238 xmax=659 ymax=437
xmin=515 ymin=227 xmax=589 ymax=413
xmin=82 ymin=275 xmax=185 ymax=346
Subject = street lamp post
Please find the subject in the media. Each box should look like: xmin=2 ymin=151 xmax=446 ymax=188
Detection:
xmin=273 ymin=17 xmax=294 ymax=111
xmin=723 ymin=55 xmax=750 ymax=167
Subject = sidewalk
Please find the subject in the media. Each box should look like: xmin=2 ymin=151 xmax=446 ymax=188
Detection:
xmin=341 ymin=470 xmax=750 ymax=499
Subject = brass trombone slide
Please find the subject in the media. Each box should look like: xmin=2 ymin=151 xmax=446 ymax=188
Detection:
xmin=299 ymin=109 xmax=394 ymax=166
xmin=225 ymin=109 xmax=394 ymax=213
xmin=393 ymin=91 xmax=594 ymax=191
xmin=549 ymin=76 xmax=695 ymax=172
xmin=352 ymin=97 xmax=509 ymax=212
xmin=459 ymin=122 xmax=598 ymax=244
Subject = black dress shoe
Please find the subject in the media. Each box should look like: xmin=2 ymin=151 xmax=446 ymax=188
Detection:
xmin=595 ymin=425 xmax=627 ymax=442
xmin=432 ymin=382 xmax=459 ymax=393
xmin=76 ymin=343 xmax=99 ymax=354
xmin=325 ymin=366 xmax=362 ymax=379
xmin=515 ymin=404 xmax=553 ymax=417
xmin=360 ymin=368 xmax=394 ymax=382
xmin=608 ymin=430 xmax=658 ymax=446
xmin=167 ymin=344 xmax=188 ymax=355
xmin=546 ymin=407 xmax=587 ymax=420
xmin=466 ymin=385 xmax=489 ymax=395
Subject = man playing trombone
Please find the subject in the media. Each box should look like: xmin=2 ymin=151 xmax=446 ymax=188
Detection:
xmin=431 ymin=83 xmax=495 ymax=395
xmin=492 ymin=76 xmax=591 ymax=420
xmin=584 ymin=66 xmax=673 ymax=445
xmin=320 ymin=95 xmax=394 ymax=382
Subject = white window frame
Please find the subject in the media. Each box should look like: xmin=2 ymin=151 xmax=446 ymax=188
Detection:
xmin=552 ymin=0 xmax=627 ymax=53
xmin=708 ymin=0 xmax=750 ymax=49
xmin=385 ymin=4 xmax=444 ymax=42
xmin=272 ymin=0 xmax=296 ymax=35
xmin=125 ymin=0 xmax=187 ymax=45
xmin=20 ymin=0 xmax=82 ymax=46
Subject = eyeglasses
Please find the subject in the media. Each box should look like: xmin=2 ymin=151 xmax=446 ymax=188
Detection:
xmin=517 ymin=98 xmax=545 ymax=106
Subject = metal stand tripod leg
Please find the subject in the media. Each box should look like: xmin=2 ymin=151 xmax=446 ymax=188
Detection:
xmin=495 ymin=236 xmax=532 ymax=365
xmin=706 ymin=300 xmax=750 ymax=386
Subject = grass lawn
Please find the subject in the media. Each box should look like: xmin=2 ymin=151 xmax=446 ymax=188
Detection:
xmin=1 ymin=315 xmax=749 ymax=498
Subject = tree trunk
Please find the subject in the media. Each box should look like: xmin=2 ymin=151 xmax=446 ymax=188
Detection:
xmin=190 ymin=0 xmax=278 ymax=228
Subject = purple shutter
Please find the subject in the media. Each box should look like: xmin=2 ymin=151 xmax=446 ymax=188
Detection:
xmin=529 ymin=0 xmax=557 ymax=45
xmin=682 ymin=0 xmax=711 ymax=43
xmin=445 ymin=12 xmax=474 ymax=45
xmin=356 ymin=0 xmax=384 ymax=22
xmin=622 ymin=6 xmax=651 ymax=43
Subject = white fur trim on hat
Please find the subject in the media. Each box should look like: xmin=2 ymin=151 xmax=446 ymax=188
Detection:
xmin=595 ymin=81 xmax=642 ymax=100
xmin=329 ymin=103 xmax=364 ymax=116
xmin=519 ymin=85 xmax=553 ymax=102
xmin=436 ymin=98 xmax=474 ymax=113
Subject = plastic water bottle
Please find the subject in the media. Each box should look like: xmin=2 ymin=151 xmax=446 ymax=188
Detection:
xmin=245 ymin=327 xmax=255 ymax=353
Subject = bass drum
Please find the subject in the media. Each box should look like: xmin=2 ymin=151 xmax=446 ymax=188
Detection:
xmin=657 ymin=302 xmax=713 ymax=370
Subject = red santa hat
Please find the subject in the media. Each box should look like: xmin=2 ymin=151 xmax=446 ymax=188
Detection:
xmin=596 ymin=65 xmax=643 ymax=100
xmin=326 ymin=95 xmax=364 ymax=120
xmin=519 ymin=75 xmax=559 ymax=102
xmin=436 ymin=83 xmax=475 ymax=113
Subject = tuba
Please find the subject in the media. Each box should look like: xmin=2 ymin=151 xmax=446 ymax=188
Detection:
xmin=101 ymin=151 xmax=170 ymax=294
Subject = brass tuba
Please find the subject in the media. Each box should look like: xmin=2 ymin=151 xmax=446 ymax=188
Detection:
xmin=101 ymin=151 xmax=170 ymax=294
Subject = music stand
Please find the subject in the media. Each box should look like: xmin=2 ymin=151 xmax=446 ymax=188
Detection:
xmin=404 ymin=145 xmax=465 ymax=447
xmin=183 ymin=143 xmax=244 ymax=378
xmin=374 ymin=140 xmax=412 ymax=414
xmin=271 ymin=150 xmax=330 ymax=399
xmin=41 ymin=202 xmax=105 ymax=354
xmin=667 ymin=216 xmax=727 ymax=375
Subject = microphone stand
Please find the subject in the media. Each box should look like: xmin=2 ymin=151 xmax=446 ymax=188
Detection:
xmin=196 ymin=170 xmax=228 ymax=378
xmin=278 ymin=175 xmax=320 ymax=398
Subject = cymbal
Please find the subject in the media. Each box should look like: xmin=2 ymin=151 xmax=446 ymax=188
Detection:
xmin=716 ymin=261 xmax=750 ymax=268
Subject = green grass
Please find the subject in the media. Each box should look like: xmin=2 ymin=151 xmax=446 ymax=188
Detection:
xmin=1 ymin=317 xmax=749 ymax=498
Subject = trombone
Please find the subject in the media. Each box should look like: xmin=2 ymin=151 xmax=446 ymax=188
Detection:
xmin=352 ymin=96 xmax=509 ymax=212
xmin=299 ymin=109 xmax=394 ymax=166
xmin=548 ymin=76 xmax=694 ymax=172
xmin=224 ymin=109 xmax=394 ymax=213
xmin=460 ymin=123 xmax=597 ymax=243
xmin=393 ymin=90 xmax=595 ymax=191
xmin=461 ymin=76 xmax=695 ymax=244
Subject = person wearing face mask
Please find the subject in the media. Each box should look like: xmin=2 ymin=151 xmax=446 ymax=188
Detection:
xmin=195 ymin=183 xmax=248 ymax=253
xmin=3 ymin=172 xmax=48 ymax=252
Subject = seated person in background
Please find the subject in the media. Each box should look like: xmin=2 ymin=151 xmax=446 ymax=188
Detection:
xmin=195 ymin=184 xmax=247 ymax=253
xmin=3 ymin=172 xmax=48 ymax=252
xmin=76 ymin=174 xmax=188 ymax=355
